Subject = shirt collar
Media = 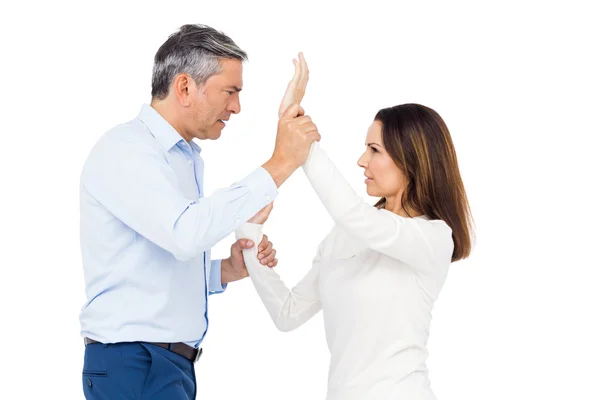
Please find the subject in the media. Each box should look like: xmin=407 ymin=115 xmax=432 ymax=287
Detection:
xmin=137 ymin=104 xmax=202 ymax=153
xmin=189 ymin=140 xmax=202 ymax=154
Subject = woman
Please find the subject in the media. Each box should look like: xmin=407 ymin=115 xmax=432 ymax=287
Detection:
xmin=237 ymin=54 xmax=474 ymax=399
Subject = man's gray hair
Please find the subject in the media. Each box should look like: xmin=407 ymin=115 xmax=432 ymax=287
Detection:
xmin=151 ymin=24 xmax=247 ymax=99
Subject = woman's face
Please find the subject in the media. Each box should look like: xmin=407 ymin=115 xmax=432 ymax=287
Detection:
xmin=357 ymin=121 xmax=407 ymax=198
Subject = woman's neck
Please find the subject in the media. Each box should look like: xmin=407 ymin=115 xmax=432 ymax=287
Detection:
xmin=384 ymin=195 xmax=421 ymax=218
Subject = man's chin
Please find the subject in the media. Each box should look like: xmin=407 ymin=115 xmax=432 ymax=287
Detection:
xmin=206 ymin=128 xmax=223 ymax=140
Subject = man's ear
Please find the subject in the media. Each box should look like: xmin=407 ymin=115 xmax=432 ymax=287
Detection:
xmin=172 ymin=73 xmax=193 ymax=106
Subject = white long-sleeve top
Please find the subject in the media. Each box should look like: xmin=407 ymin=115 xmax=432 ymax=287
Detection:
xmin=235 ymin=142 xmax=454 ymax=400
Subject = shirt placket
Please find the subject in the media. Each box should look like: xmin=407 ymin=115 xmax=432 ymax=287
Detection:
xmin=188 ymin=145 xmax=210 ymax=348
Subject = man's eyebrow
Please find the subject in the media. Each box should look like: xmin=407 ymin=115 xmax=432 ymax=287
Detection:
xmin=366 ymin=142 xmax=382 ymax=147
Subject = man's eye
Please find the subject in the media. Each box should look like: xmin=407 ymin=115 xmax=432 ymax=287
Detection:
xmin=370 ymin=146 xmax=378 ymax=153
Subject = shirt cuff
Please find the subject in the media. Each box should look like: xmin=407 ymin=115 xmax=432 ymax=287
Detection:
xmin=246 ymin=166 xmax=278 ymax=207
xmin=231 ymin=167 xmax=279 ymax=229
xmin=208 ymin=259 xmax=227 ymax=294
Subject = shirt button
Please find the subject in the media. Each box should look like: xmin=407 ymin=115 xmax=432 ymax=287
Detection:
xmin=235 ymin=218 xmax=240 ymax=224
xmin=87 ymin=379 xmax=92 ymax=387
xmin=187 ymin=160 xmax=192 ymax=166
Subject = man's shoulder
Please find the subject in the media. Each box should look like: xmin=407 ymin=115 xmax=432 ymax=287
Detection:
xmin=90 ymin=116 xmax=161 ymax=157
xmin=102 ymin=117 xmax=156 ymax=146
xmin=80 ymin=115 xmax=163 ymax=180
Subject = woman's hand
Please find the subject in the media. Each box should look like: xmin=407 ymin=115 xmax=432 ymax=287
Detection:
xmin=248 ymin=202 xmax=274 ymax=225
xmin=278 ymin=52 xmax=309 ymax=118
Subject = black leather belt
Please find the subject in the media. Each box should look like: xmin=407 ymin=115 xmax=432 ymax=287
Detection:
xmin=84 ymin=337 xmax=203 ymax=363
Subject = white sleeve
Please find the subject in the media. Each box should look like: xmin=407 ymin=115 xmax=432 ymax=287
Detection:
xmin=235 ymin=223 xmax=322 ymax=332
xmin=302 ymin=142 xmax=453 ymax=270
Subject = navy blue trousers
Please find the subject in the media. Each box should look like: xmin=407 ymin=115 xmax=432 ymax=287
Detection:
xmin=82 ymin=342 xmax=196 ymax=399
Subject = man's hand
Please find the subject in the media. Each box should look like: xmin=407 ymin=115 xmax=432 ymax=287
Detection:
xmin=221 ymin=234 xmax=278 ymax=284
xmin=262 ymin=103 xmax=320 ymax=186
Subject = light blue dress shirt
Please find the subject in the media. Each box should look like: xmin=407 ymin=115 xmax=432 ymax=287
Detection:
xmin=79 ymin=104 xmax=278 ymax=348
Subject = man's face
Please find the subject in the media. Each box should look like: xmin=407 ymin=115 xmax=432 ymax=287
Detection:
xmin=188 ymin=58 xmax=243 ymax=140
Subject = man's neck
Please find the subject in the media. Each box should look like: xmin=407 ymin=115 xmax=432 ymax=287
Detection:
xmin=150 ymin=99 xmax=193 ymax=142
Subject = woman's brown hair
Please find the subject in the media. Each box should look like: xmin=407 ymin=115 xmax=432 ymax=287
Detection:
xmin=373 ymin=104 xmax=474 ymax=262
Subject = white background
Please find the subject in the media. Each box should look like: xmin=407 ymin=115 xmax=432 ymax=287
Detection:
xmin=1 ymin=0 xmax=599 ymax=399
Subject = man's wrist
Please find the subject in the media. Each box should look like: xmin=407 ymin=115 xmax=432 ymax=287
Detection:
xmin=221 ymin=257 xmax=233 ymax=285
xmin=262 ymin=156 xmax=296 ymax=188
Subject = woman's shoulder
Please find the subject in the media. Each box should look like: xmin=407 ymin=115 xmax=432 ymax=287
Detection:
xmin=375 ymin=209 xmax=454 ymax=259
xmin=381 ymin=209 xmax=452 ymax=234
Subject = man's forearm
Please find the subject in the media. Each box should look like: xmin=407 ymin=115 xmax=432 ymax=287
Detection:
xmin=262 ymin=157 xmax=296 ymax=188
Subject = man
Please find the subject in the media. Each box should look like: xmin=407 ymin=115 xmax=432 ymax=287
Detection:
xmin=79 ymin=24 xmax=319 ymax=399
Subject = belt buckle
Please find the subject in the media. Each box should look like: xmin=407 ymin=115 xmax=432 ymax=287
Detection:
xmin=194 ymin=348 xmax=203 ymax=363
